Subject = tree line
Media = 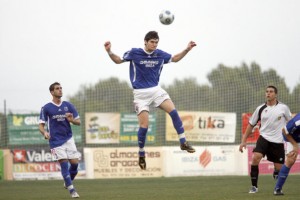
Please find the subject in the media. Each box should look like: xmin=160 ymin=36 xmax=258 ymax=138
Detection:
xmin=67 ymin=62 xmax=300 ymax=145
xmin=1 ymin=62 xmax=299 ymax=146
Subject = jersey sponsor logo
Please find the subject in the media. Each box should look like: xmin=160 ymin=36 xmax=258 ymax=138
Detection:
xmin=140 ymin=60 xmax=159 ymax=67
xmin=52 ymin=114 xmax=66 ymax=121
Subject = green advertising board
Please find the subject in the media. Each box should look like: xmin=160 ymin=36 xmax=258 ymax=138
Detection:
xmin=120 ymin=113 xmax=156 ymax=144
xmin=0 ymin=150 xmax=3 ymax=180
xmin=7 ymin=114 xmax=81 ymax=145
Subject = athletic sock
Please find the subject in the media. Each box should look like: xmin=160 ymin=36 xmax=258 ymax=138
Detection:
xmin=60 ymin=161 xmax=74 ymax=193
xmin=178 ymin=133 xmax=187 ymax=144
xmin=69 ymin=163 xmax=79 ymax=181
xmin=275 ymin=164 xmax=290 ymax=190
xmin=273 ymin=169 xmax=279 ymax=180
xmin=250 ymin=165 xmax=259 ymax=187
xmin=138 ymin=127 xmax=148 ymax=157
xmin=169 ymin=109 xmax=186 ymax=144
xmin=138 ymin=148 xmax=145 ymax=157
xmin=67 ymin=185 xmax=75 ymax=194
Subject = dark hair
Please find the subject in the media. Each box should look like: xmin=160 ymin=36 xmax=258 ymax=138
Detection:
xmin=49 ymin=82 xmax=60 ymax=92
xmin=144 ymin=31 xmax=159 ymax=42
xmin=267 ymin=85 xmax=278 ymax=94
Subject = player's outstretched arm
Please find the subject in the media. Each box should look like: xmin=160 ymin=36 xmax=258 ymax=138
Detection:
xmin=104 ymin=41 xmax=124 ymax=64
xmin=171 ymin=41 xmax=196 ymax=62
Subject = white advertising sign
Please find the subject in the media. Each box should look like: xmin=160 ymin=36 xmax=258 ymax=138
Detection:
xmin=163 ymin=146 xmax=248 ymax=177
xmin=84 ymin=147 xmax=163 ymax=179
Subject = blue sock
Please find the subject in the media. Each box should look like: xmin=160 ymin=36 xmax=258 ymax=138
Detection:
xmin=69 ymin=163 xmax=78 ymax=181
xmin=61 ymin=161 xmax=74 ymax=193
xmin=169 ymin=109 xmax=186 ymax=144
xmin=138 ymin=127 xmax=148 ymax=157
xmin=275 ymin=164 xmax=290 ymax=190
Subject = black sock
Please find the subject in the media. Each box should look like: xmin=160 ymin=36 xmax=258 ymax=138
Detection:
xmin=250 ymin=165 xmax=259 ymax=187
xmin=273 ymin=169 xmax=279 ymax=180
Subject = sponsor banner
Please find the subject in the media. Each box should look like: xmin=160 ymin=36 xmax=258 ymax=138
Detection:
xmin=85 ymin=113 xmax=120 ymax=144
xmin=163 ymin=146 xmax=248 ymax=177
xmin=120 ymin=113 xmax=156 ymax=144
xmin=166 ymin=111 xmax=236 ymax=143
xmin=0 ymin=150 xmax=3 ymax=180
xmin=84 ymin=147 xmax=163 ymax=179
xmin=247 ymin=146 xmax=300 ymax=174
xmin=7 ymin=114 xmax=81 ymax=145
xmin=242 ymin=113 xmax=260 ymax=143
xmin=12 ymin=148 xmax=86 ymax=180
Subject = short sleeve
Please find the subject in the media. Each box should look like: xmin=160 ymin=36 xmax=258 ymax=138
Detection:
xmin=123 ymin=49 xmax=133 ymax=61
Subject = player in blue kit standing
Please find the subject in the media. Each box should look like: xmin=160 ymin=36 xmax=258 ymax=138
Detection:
xmin=39 ymin=82 xmax=81 ymax=198
xmin=273 ymin=112 xmax=300 ymax=195
xmin=104 ymin=31 xmax=197 ymax=170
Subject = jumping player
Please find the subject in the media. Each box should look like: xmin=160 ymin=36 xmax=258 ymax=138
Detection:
xmin=104 ymin=31 xmax=196 ymax=170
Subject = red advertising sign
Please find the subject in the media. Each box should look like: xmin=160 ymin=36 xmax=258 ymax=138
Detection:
xmin=12 ymin=149 xmax=86 ymax=180
xmin=242 ymin=113 xmax=260 ymax=143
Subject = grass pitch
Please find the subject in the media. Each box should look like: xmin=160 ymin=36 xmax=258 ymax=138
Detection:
xmin=0 ymin=175 xmax=299 ymax=200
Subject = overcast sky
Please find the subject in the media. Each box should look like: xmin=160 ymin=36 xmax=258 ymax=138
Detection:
xmin=1 ymin=0 xmax=300 ymax=113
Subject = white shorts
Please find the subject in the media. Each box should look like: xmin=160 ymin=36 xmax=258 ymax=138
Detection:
xmin=133 ymin=86 xmax=170 ymax=115
xmin=51 ymin=137 xmax=81 ymax=161
xmin=285 ymin=142 xmax=300 ymax=154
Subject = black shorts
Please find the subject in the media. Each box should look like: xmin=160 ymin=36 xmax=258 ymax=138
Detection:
xmin=253 ymin=135 xmax=285 ymax=164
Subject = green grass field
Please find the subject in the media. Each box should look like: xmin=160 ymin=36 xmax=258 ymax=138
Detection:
xmin=0 ymin=175 xmax=299 ymax=200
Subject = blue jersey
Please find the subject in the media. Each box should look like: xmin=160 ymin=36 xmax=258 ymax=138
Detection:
xmin=284 ymin=112 xmax=300 ymax=143
xmin=39 ymin=101 xmax=79 ymax=148
xmin=123 ymin=48 xmax=172 ymax=89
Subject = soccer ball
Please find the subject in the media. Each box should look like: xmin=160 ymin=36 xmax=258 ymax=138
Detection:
xmin=159 ymin=10 xmax=175 ymax=25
